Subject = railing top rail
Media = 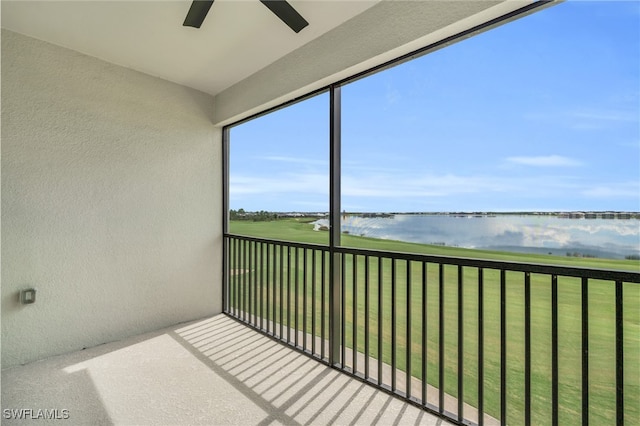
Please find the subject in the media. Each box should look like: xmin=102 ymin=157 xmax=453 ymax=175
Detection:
xmin=225 ymin=233 xmax=640 ymax=283
xmin=225 ymin=233 xmax=330 ymax=252
xmin=334 ymin=245 xmax=640 ymax=283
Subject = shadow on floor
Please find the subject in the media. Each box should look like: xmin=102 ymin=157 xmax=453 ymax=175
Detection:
xmin=170 ymin=314 xmax=450 ymax=425
xmin=1 ymin=314 xmax=451 ymax=425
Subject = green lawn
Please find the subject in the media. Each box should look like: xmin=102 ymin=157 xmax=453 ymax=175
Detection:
xmin=228 ymin=218 xmax=640 ymax=425
xmin=230 ymin=217 xmax=640 ymax=271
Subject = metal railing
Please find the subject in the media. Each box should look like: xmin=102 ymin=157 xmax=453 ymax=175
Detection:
xmin=225 ymin=235 xmax=331 ymax=360
xmin=224 ymin=233 xmax=640 ymax=426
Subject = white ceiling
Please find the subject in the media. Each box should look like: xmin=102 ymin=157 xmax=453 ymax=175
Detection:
xmin=1 ymin=0 xmax=380 ymax=96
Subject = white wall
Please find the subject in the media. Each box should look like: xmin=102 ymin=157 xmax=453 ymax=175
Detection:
xmin=1 ymin=30 xmax=222 ymax=368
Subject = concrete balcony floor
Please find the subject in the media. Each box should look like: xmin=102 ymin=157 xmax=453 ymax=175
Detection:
xmin=2 ymin=314 xmax=452 ymax=425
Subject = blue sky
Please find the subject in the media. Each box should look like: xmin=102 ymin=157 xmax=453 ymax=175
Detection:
xmin=229 ymin=1 xmax=639 ymax=213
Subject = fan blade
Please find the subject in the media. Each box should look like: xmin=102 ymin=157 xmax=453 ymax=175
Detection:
xmin=259 ymin=0 xmax=309 ymax=33
xmin=183 ymin=0 xmax=215 ymax=28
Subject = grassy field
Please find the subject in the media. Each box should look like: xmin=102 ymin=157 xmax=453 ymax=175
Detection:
xmin=230 ymin=217 xmax=640 ymax=271
xmin=228 ymin=218 xmax=640 ymax=425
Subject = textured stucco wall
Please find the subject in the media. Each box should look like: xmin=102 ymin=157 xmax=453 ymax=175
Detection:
xmin=1 ymin=30 xmax=222 ymax=368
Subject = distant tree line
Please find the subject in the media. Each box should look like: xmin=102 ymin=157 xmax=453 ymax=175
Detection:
xmin=566 ymin=252 xmax=598 ymax=259
xmin=229 ymin=209 xmax=277 ymax=222
xmin=564 ymin=252 xmax=640 ymax=261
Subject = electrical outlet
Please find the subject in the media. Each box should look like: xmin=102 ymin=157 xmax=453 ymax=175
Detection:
xmin=20 ymin=288 xmax=36 ymax=304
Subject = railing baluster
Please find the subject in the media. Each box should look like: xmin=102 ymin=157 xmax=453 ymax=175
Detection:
xmin=229 ymin=238 xmax=232 ymax=313
xmin=279 ymin=244 xmax=284 ymax=339
xmin=439 ymin=263 xmax=445 ymax=413
xmin=365 ymin=255 xmax=370 ymax=380
xmin=478 ymin=267 xmax=484 ymax=426
xmin=255 ymin=242 xmax=259 ymax=327
xmin=303 ymin=248 xmax=308 ymax=352
xmin=501 ymin=269 xmax=507 ymax=426
xmin=341 ymin=252 xmax=346 ymax=367
xmin=581 ymin=276 xmax=589 ymax=426
xmin=353 ymin=253 xmax=358 ymax=373
xmin=253 ymin=240 xmax=256 ymax=322
xmin=552 ymin=274 xmax=558 ymax=426
xmin=234 ymin=241 xmax=243 ymax=317
xmin=247 ymin=239 xmax=251 ymax=322
xmin=260 ymin=241 xmax=263 ymax=326
xmin=262 ymin=243 xmax=266 ymax=330
xmin=238 ymin=239 xmax=242 ymax=318
xmin=223 ymin=237 xmax=228 ymax=313
xmin=330 ymin=250 xmax=341 ymax=366
xmin=242 ymin=239 xmax=247 ymax=322
xmin=312 ymin=249 xmax=316 ymax=356
xmin=272 ymin=243 xmax=278 ymax=336
xmin=615 ymin=280 xmax=623 ymax=426
xmin=228 ymin=237 xmax=232 ymax=313
xmin=287 ymin=246 xmax=292 ymax=344
xmin=295 ymin=246 xmax=299 ymax=348
xmin=321 ymin=249 xmax=326 ymax=360
xmin=407 ymin=259 xmax=412 ymax=399
xmin=256 ymin=241 xmax=260 ymax=325
xmin=230 ymin=238 xmax=235 ymax=316
xmin=249 ymin=240 xmax=253 ymax=323
xmin=236 ymin=238 xmax=240 ymax=317
xmin=422 ymin=261 xmax=428 ymax=406
xmin=262 ymin=242 xmax=266 ymax=330
xmin=254 ymin=241 xmax=259 ymax=325
xmin=266 ymin=243 xmax=271 ymax=334
xmin=237 ymin=239 xmax=242 ymax=319
xmin=259 ymin=242 xmax=264 ymax=330
xmin=254 ymin=242 xmax=259 ymax=327
xmin=458 ymin=264 xmax=464 ymax=421
xmin=525 ymin=272 xmax=531 ymax=426
xmin=378 ymin=256 xmax=383 ymax=386
xmin=392 ymin=258 xmax=397 ymax=392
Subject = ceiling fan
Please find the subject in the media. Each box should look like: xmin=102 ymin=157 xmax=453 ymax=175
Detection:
xmin=183 ymin=0 xmax=309 ymax=33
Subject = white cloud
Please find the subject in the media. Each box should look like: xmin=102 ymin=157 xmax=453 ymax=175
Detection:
xmin=505 ymin=155 xmax=583 ymax=167
xmin=230 ymin=173 xmax=328 ymax=195
xmin=569 ymin=110 xmax=639 ymax=123
xmin=342 ymin=173 xmax=516 ymax=199
xmin=563 ymin=222 xmax=640 ymax=237
xmin=291 ymin=201 xmax=329 ymax=209
xmin=582 ymin=182 xmax=640 ymax=199
xmin=523 ymin=108 xmax=639 ymax=131
xmin=230 ymin=167 xmax=639 ymax=212
xmin=260 ymin=156 xmax=327 ymax=166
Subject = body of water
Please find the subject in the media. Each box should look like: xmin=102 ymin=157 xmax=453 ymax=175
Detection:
xmin=315 ymin=214 xmax=640 ymax=260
